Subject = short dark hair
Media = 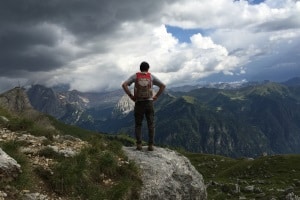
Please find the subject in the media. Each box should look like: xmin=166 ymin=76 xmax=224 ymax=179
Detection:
xmin=140 ymin=61 xmax=150 ymax=71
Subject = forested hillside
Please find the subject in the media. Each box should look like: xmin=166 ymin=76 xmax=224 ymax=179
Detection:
xmin=103 ymin=81 xmax=300 ymax=157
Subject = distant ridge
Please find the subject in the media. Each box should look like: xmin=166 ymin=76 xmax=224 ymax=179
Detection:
xmin=170 ymin=77 xmax=300 ymax=92
xmin=169 ymin=79 xmax=253 ymax=92
xmin=282 ymin=77 xmax=300 ymax=86
xmin=22 ymin=77 xmax=300 ymax=158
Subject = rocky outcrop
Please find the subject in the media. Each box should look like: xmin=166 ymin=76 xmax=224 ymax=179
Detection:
xmin=26 ymin=84 xmax=65 ymax=118
xmin=112 ymin=94 xmax=134 ymax=118
xmin=123 ymin=146 xmax=207 ymax=200
xmin=0 ymin=127 xmax=88 ymax=199
xmin=0 ymin=87 xmax=33 ymax=113
xmin=0 ymin=147 xmax=21 ymax=183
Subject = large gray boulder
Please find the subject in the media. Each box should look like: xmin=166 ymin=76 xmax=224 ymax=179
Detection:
xmin=123 ymin=146 xmax=207 ymax=200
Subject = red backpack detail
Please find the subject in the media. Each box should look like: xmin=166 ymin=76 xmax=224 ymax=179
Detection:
xmin=134 ymin=72 xmax=153 ymax=99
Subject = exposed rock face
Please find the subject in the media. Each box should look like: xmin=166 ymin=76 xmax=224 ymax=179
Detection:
xmin=26 ymin=85 xmax=125 ymax=127
xmin=26 ymin=84 xmax=65 ymax=118
xmin=112 ymin=94 xmax=134 ymax=118
xmin=0 ymin=87 xmax=33 ymax=113
xmin=0 ymin=147 xmax=21 ymax=183
xmin=123 ymin=146 xmax=207 ymax=200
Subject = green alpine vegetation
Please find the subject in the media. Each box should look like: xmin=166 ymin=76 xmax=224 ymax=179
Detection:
xmin=183 ymin=151 xmax=300 ymax=199
xmin=0 ymin=106 xmax=141 ymax=200
xmin=152 ymin=81 xmax=300 ymax=157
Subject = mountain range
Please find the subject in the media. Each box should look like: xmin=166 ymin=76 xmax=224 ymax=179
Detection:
xmin=2 ymin=86 xmax=300 ymax=199
xmin=26 ymin=77 xmax=300 ymax=158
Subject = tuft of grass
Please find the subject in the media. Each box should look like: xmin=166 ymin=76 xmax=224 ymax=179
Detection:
xmin=39 ymin=136 xmax=142 ymax=199
xmin=37 ymin=146 xmax=62 ymax=159
xmin=7 ymin=118 xmax=33 ymax=132
xmin=105 ymin=133 xmax=136 ymax=147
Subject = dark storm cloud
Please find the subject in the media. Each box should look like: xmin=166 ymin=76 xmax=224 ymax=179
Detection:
xmin=0 ymin=0 xmax=299 ymax=93
xmin=0 ymin=24 xmax=64 ymax=74
xmin=0 ymin=0 xmax=169 ymax=75
xmin=0 ymin=0 xmax=168 ymax=39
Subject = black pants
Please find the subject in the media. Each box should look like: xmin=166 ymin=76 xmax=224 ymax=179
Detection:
xmin=134 ymin=100 xmax=155 ymax=145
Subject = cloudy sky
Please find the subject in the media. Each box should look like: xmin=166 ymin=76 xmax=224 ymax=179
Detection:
xmin=0 ymin=0 xmax=300 ymax=93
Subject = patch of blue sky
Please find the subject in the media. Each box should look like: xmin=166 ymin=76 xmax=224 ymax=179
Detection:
xmin=234 ymin=0 xmax=265 ymax=4
xmin=248 ymin=0 xmax=265 ymax=4
xmin=166 ymin=25 xmax=214 ymax=43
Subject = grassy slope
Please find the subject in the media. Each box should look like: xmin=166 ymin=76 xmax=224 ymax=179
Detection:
xmin=183 ymin=152 xmax=300 ymax=199
xmin=0 ymin=107 xmax=141 ymax=200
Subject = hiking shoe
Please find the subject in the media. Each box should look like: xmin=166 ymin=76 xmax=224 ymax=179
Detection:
xmin=136 ymin=144 xmax=142 ymax=151
xmin=148 ymin=145 xmax=154 ymax=151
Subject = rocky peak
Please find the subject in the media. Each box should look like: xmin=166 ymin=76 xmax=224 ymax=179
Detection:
xmin=123 ymin=146 xmax=207 ymax=200
xmin=112 ymin=94 xmax=134 ymax=118
xmin=0 ymin=87 xmax=33 ymax=113
xmin=26 ymin=85 xmax=64 ymax=118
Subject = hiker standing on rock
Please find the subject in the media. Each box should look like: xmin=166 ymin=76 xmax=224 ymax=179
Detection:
xmin=122 ymin=61 xmax=166 ymax=151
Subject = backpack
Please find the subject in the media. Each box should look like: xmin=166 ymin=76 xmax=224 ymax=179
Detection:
xmin=134 ymin=72 xmax=153 ymax=99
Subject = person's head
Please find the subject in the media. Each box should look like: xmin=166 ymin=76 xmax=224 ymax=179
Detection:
xmin=140 ymin=61 xmax=150 ymax=72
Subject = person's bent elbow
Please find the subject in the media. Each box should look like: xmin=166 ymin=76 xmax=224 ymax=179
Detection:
xmin=122 ymin=82 xmax=128 ymax=89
